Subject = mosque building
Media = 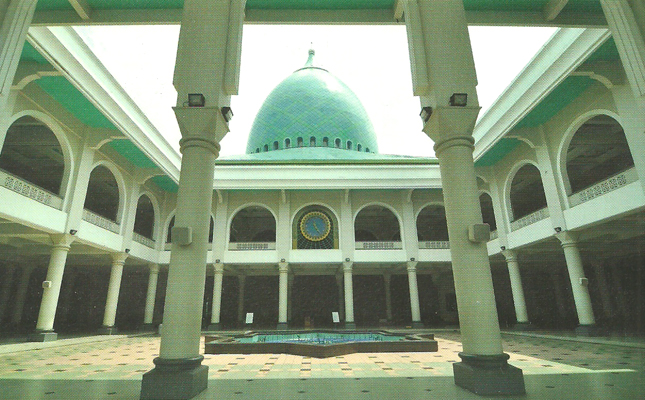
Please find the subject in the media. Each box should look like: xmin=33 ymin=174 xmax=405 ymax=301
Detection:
xmin=0 ymin=1 xmax=644 ymax=399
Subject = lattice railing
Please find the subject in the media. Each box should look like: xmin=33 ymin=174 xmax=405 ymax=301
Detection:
xmin=1 ymin=169 xmax=63 ymax=210
xmin=569 ymin=168 xmax=638 ymax=207
xmin=418 ymin=241 xmax=450 ymax=249
xmin=510 ymin=207 xmax=549 ymax=231
xmin=355 ymin=241 xmax=403 ymax=250
xmin=82 ymin=209 xmax=120 ymax=233
xmin=228 ymin=242 xmax=276 ymax=251
xmin=133 ymin=232 xmax=156 ymax=248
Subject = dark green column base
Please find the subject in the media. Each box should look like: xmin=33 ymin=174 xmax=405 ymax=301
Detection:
xmin=453 ymin=353 xmax=525 ymax=396
xmin=344 ymin=322 xmax=356 ymax=330
xmin=98 ymin=326 xmax=118 ymax=335
xmin=140 ymin=356 xmax=208 ymax=400
xmin=411 ymin=321 xmax=425 ymax=329
xmin=276 ymin=322 xmax=289 ymax=330
xmin=28 ymin=330 xmax=57 ymax=342
xmin=206 ymin=323 xmax=221 ymax=331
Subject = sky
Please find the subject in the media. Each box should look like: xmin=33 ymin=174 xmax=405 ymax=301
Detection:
xmin=75 ymin=25 xmax=557 ymax=158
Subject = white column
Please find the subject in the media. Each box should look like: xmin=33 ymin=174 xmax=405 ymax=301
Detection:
xmin=0 ymin=265 xmax=16 ymax=322
xmin=502 ymin=250 xmax=529 ymax=325
xmin=237 ymin=275 xmax=245 ymax=323
xmin=343 ymin=261 xmax=355 ymax=328
xmin=556 ymin=232 xmax=596 ymax=328
xmin=143 ymin=264 xmax=160 ymax=327
xmin=0 ymin=0 xmax=38 ymax=111
xmin=208 ymin=263 xmax=224 ymax=330
xmin=407 ymin=261 xmax=423 ymax=327
xmin=11 ymin=265 xmax=33 ymax=326
xmin=32 ymin=234 xmax=74 ymax=341
xmin=277 ymin=262 xmax=289 ymax=328
xmin=101 ymin=252 xmax=128 ymax=333
xmin=383 ymin=273 xmax=393 ymax=322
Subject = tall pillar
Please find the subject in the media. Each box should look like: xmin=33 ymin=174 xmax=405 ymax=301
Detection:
xmin=404 ymin=0 xmax=524 ymax=394
xmin=502 ymin=250 xmax=530 ymax=328
xmin=237 ymin=275 xmax=245 ymax=324
xmin=143 ymin=264 xmax=160 ymax=330
xmin=0 ymin=265 xmax=16 ymax=323
xmin=336 ymin=274 xmax=344 ymax=320
xmin=141 ymin=1 xmax=244 ymax=398
xmin=383 ymin=273 xmax=393 ymax=322
xmin=343 ymin=262 xmax=355 ymax=329
xmin=277 ymin=262 xmax=289 ymax=329
xmin=11 ymin=265 xmax=33 ymax=327
xmin=30 ymin=234 xmax=74 ymax=342
xmin=99 ymin=252 xmax=128 ymax=335
xmin=207 ymin=263 xmax=224 ymax=331
xmin=556 ymin=232 xmax=596 ymax=334
xmin=407 ymin=262 xmax=423 ymax=328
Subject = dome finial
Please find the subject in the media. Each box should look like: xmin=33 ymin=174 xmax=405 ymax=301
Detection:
xmin=305 ymin=45 xmax=315 ymax=68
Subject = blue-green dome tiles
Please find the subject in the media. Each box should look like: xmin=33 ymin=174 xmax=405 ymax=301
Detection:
xmin=246 ymin=51 xmax=378 ymax=155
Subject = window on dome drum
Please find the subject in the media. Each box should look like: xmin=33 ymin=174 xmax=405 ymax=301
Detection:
xmin=355 ymin=206 xmax=401 ymax=242
xmin=166 ymin=216 xmax=175 ymax=243
xmin=84 ymin=165 xmax=120 ymax=222
xmin=323 ymin=137 xmax=329 ymax=147
xmin=347 ymin=141 xmax=352 ymax=150
xmin=310 ymin=137 xmax=316 ymax=147
xmin=417 ymin=205 xmax=449 ymax=241
xmin=0 ymin=116 xmax=65 ymax=195
xmin=297 ymin=137 xmax=304 ymax=147
xmin=357 ymin=144 xmax=362 ymax=151
xmin=566 ymin=115 xmax=634 ymax=195
xmin=255 ymin=148 xmax=260 ymax=153
xmin=335 ymin=138 xmax=341 ymax=148
xmin=365 ymin=147 xmax=370 ymax=153
xmin=133 ymin=194 xmax=155 ymax=240
xmin=285 ymin=138 xmax=291 ymax=148
xmin=293 ymin=206 xmax=338 ymax=249
xmin=230 ymin=206 xmax=276 ymax=243
xmin=479 ymin=193 xmax=497 ymax=232
xmin=273 ymin=141 xmax=279 ymax=150
xmin=263 ymin=144 xmax=268 ymax=152
xmin=510 ymin=164 xmax=547 ymax=221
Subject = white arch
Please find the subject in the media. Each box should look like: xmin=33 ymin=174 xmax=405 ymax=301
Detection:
xmin=227 ymin=203 xmax=278 ymax=242
xmin=557 ymin=109 xmax=624 ymax=196
xmin=87 ymin=160 xmax=127 ymax=225
xmin=503 ymin=160 xmax=543 ymax=222
xmin=134 ymin=191 xmax=161 ymax=239
xmin=414 ymin=201 xmax=445 ymax=220
xmin=291 ymin=202 xmax=340 ymax=231
xmin=3 ymin=110 xmax=75 ymax=199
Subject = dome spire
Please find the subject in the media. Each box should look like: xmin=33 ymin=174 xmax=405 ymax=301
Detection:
xmin=304 ymin=45 xmax=315 ymax=68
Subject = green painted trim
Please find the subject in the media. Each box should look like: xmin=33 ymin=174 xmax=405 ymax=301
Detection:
xmin=214 ymin=158 xmax=438 ymax=166
xmin=36 ymin=76 xmax=118 ymax=130
xmin=585 ymin=38 xmax=620 ymax=63
xmin=108 ymin=139 xmax=157 ymax=168
xmin=151 ymin=175 xmax=178 ymax=193
xmin=20 ymin=42 xmax=50 ymax=65
xmin=475 ymin=138 xmax=522 ymax=167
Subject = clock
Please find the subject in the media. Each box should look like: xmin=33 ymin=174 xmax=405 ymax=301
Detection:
xmin=299 ymin=211 xmax=331 ymax=242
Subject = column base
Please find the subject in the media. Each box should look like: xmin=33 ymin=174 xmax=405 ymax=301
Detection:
xmin=411 ymin=321 xmax=425 ymax=329
xmin=344 ymin=322 xmax=356 ymax=330
xmin=206 ymin=323 xmax=222 ymax=331
xmin=140 ymin=323 xmax=156 ymax=332
xmin=575 ymin=324 xmax=600 ymax=336
xmin=98 ymin=326 xmax=118 ymax=335
xmin=276 ymin=322 xmax=289 ymax=330
xmin=453 ymin=353 xmax=525 ymax=396
xmin=140 ymin=356 xmax=208 ymax=400
xmin=28 ymin=330 xmax=58 ymax=342
xmin=512 ymin=322 xmax=532 ymax=331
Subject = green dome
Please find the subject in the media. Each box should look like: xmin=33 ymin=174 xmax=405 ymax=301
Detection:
xmin=246 ymin=50 xmax=378 ymax=155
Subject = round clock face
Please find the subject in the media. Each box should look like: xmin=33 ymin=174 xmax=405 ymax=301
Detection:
xmin=299 ymin=211 xmax=331 ymax=242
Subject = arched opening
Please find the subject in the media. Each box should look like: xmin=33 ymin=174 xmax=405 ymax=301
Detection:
xmin=355 ymin=229 xmax=377 ymax=241
xmin=273 ymin=141 xmax=279 ymax=150
xmin=510 ymin=164 xmax=547 ymax=221
xmin=566 ymin=115 xmax=635 ymax=194
xmin=479 ymin=193 xmax=497 ymax=232
xmin=293 ymin=206 xmax=338 ymax=250
xmin=357 ymin=144 xmax=362 ymax=152
xmin=297 ymin=137 xmax=304 ymax=147
xmin=263 ymin=144 xmax=269 ymax=152
xmin=323 ymin=137 xmax=329 ymax=147
xmin=255 ymin=148 xmax=260 ymax=153
xmin=133 ymin=194 xmax=155 ymax=239
xmin=417 ymin=205 xmax=449 ymax=241
xmin=0 ymin=116 xmax=65 ymax=195
xmin=166 ymin=216 xmax=175 ymax=243
xmin=230 ymin=206 xmax=276 ymax=243
xmin=285 ymin=138 xmax=291 ymax=148
xmin=84 ymin=165 xmax=120 ymax=222
xmin=365 ymin=147 xmax=370 ymax=153
xmin=310 ymin=137 xmax=316 ymax=147
xmin=355 ymin=205 xmax=401 ymax=242
xmin=347 ymin=141 xmax=352 ymax=150
xmin=335 ymin=138 xmax=341 ymax=148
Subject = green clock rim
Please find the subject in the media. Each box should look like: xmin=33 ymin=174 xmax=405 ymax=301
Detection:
xmin=299 ymin=211 xmax=331 ymax=242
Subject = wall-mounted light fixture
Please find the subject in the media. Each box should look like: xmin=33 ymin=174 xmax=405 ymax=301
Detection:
xmin=221 ymin=106 xmax=234 ymax=122
xmin=125 ymin=248 xmax=130 ymax=254
xmin=450 ymin=93 xmax=468 ymax=107
xmin=410 ymin=257 xmax=415 ymax=262
xmin=345 ymin=258 xmax=350 ymax=262
xmin=280 ymin=258 xmax=286 ymax=263
xmin=215 ymin=259 xmax=220 ymax=264
xmin=187 ymin=93 xmax=205 ymax=107
xmin=420 ymin=106 xmax=433 ymax=123
xmin=501 ymin=246 xmax=506 ymax=251
xmin=69 ymin=229 xmax=77 ymax=235
xmin=554 ymin=227 xmax=562 ymax=233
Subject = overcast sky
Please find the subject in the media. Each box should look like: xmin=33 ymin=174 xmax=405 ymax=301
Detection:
xmin=75 ymin=24 xmax=556 ymax=158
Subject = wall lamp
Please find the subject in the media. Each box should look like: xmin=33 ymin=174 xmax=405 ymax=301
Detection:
xmin=125 ymin=248 xmax=130 ymax=254
xmin=345 ymin=258 xmax=350 ymax=262
xmin=69 ymin=229 xmax=77 ymax=235
xmin=410 ymin=257 xmax=415 ymax=262
xmin=187 ymin=93 xmax=205 ymax=107
xmin=450 ymin=93 xmax=468 ymax=107
xmin=281 ymin=258 xmax=286 ymax=263
xmin=420 ymin=106 xmax=433 ymax=123
xmin=215 ymin=259 xmax=220 ymax=264
xmin=554 ymin=227 xmax=562 ymax=233
xmin=221 ymin=106 xmax=234 ymax=122
xmin=500 ymin=246 xmax=506 ymax=251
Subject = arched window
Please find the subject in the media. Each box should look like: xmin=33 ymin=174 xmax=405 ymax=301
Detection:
xmin=293 ymin=206 xmax=338 ymax=250
xmin=335 ymin=138 xmax=341 ymax=148
xmin=310 ymin=137 xmax=316 ymax=147
xmin=133 ymin=194 xmax=155 ymax=239
xmin=357 ymin=144 xmax=362 ymax=152
xmin=273 ymin=141 xmax=279 ymax=150
xmin=566 ymin=115 xmax=634 ymax=194
xmin=365 ymin=147 xmax=370 ymax=153
xmin=230 ymin=206 xmax=276 ymax=243
xmin=285 ymin=138 xmax=291 ymax=148
xmin=166 ymin=216 xmax=175 ymax=243
xmin=255 ymin=148 xmax=260 ymax=153
xmin=297 ymin=137 xmax=304 ymax=147
xmin=355 ymin=205 xmax=401 ymax=242
xmin=417 ymin=205 xmax=449 ymax=241
xmin=323 ymin=137 xmax=329 ymax=147
xmin=479 ymin=193 xmax=497 ymax=232
xmin=84 ymin=165 xmax=120 ymax=222
xmin=0 ymin=116 xmax=65 ymax=195
xmin=347 ymin=141 xmax=352 ymax=150
xmin=263 ymin=144 xmax=269 ymax=152
xmin=510 ymin=164 xmax=547 ymax=221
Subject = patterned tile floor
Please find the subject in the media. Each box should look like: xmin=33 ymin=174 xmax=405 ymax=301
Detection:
xmin=0 ymin=330 xmax=643 ymax=399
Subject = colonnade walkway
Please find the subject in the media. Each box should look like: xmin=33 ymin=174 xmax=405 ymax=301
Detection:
xmin=0 ymin=330 xmax=643 ymax=399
